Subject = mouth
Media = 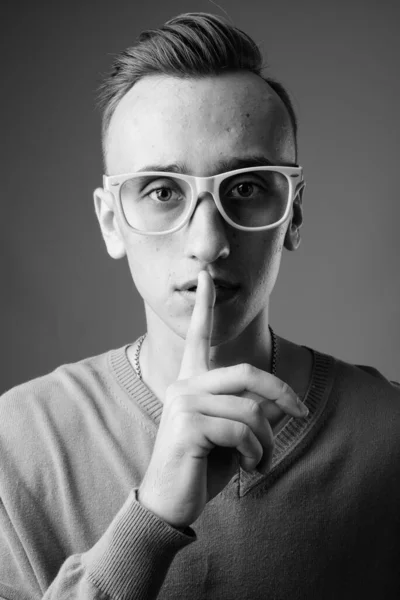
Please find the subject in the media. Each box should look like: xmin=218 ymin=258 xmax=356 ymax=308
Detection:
xmin=184 ymin=283 xmax=235 ymax=292
xmin=177 ymin=279 xmax=240 ymax=305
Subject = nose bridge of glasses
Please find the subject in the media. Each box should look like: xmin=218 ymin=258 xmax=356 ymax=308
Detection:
xmin=191 ymin=174 xmax=220 ymax=205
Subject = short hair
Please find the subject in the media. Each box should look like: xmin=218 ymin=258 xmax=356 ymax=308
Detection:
xmin=98 ymin=12 xmax=298 ymax=166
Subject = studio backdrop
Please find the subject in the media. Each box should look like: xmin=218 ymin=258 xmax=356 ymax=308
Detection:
xmin=1 ymin=0 xmax=399 ymax=393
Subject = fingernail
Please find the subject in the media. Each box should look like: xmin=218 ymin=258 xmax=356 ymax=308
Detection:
xmin=296 ymin=396 xmax=309 ymax=417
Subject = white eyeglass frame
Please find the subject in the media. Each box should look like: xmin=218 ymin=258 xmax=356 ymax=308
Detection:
xmin=103 ymin=165 xmax=305 ymax=235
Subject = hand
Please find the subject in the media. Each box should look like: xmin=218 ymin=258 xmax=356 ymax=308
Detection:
xmin=138 ymin=271 xmax=308 ymax=529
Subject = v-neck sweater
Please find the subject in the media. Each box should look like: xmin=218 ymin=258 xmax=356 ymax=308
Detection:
xmin=108 ymin=343 xmax=333 ymax=493
xmin=0 ymin=341 xmax=399 ymax=600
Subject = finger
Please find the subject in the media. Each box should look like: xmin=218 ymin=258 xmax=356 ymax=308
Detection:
xmin=192 ymin=412 xmax=265 ymax=473
xmin=187 ymin=364 xmax=309 ymax=418
xmin=178 ymin=271 xmax=215 ymax=379
xmin=174 ymin=393 xmax=275 ymax=472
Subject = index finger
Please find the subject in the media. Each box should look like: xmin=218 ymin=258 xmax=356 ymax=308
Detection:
xmin=178 ymin=270 xmax=215 ymax=379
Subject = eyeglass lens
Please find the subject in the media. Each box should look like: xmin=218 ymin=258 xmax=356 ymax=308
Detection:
xmin=120 ymin=170 xmax=289 ymax=232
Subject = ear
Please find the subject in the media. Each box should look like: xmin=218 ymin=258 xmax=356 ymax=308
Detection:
xmin=93 ymin=187 xmax=126 ymax=259
xmin=284 ymin=184 xmax=305 ymax=252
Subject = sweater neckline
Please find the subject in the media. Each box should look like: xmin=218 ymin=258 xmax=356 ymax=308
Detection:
xmin=109 ymin=338 xmax=336 ymax=496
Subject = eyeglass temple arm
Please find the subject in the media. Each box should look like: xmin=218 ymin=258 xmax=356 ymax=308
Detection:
xmin=294 ymin=179 xmax=306 ymax=198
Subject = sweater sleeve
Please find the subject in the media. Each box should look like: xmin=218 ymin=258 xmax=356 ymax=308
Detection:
xmin=0 ymin=489 xmax=196 ymax=600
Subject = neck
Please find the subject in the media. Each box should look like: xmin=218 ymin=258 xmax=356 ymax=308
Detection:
xmin=132 ymin=303 xmax=274 ymax=403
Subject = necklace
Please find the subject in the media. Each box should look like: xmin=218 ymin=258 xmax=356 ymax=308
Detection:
xmin=133 ymin=325 xmax=278 ymax=380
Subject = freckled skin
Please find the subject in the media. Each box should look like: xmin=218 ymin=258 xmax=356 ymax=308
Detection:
xmin=95 ymin=71 xmax=302 ymax=367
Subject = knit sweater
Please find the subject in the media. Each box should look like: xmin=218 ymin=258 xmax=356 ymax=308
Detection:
xmin=0 ymin=340 xmax=399 ymax=600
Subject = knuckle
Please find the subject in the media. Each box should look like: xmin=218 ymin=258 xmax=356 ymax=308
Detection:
xmin=280 ymin=381 xmax=294 ymax=397
xmin=165 ymin=380 xmax=184 ymax=403
xmin=240 ymin=362 xmax=255 ymax=380
xmin=169 ymin=394 xmax=189 ymax=414
xmin=280 ymin=381 xmax=289 ymax=395
xmin=247 ymin=398 xmax=263 ymax=419
xmin=165 ymin=387 xmax=189 ymax=412
xmin=171 ymin=409 xmax=194 ymax=436
xmin=171 ymin=397 xmax=197 ymax=424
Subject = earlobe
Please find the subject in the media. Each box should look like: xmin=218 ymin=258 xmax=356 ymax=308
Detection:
xmin=93 ymin=187 xmax=126 ymax=259
xmin=283 ymin=187 xmax=304 ymax=252
xmin=284 ymin=224 xmax=301 ymax=251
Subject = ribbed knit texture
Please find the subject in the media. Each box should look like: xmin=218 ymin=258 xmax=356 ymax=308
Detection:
xmin=0 ymin=339 xmax=399 ymax=599
xmin=109 ymin=343 xmax=335 ymax=499
xmin=84 ymin=490 xmax=194 ymax=600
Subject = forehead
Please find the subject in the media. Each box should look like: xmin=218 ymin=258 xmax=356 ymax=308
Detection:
xmin=105 ymin=72 xmax=295 ymax=175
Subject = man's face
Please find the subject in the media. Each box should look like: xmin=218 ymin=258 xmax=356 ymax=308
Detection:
xmin=97 ymin=71 xmax=300 ymax=344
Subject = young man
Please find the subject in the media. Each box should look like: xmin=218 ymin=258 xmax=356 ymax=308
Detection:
xmin=0 ymin=12 xmax=399 ymax=600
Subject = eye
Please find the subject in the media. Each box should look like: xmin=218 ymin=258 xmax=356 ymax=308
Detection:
xmin=225 ymin=179 xmax=265 ymax=199
xmin=229 ymin=182 xmax=260 ymax=198
xmin=140 ymin=178 xmax=185 ymax=203
xmin=148 ymin=186 xmax=178 ymax=202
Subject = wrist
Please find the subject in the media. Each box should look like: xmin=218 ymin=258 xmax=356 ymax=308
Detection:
xmin=137 ymin=487 xmax=191 ymax=532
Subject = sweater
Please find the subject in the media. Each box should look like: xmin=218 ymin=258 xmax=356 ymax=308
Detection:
xmin=0 ymin=339 xmax=399 ymax=600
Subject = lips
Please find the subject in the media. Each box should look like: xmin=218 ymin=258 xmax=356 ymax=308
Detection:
xmin=177 ymin=276 xmax=240 ymax=306
xmin=179 ymin=277 xmax=239 ymax=292
xmin=185 ymin=284 xmax=234 ymax=292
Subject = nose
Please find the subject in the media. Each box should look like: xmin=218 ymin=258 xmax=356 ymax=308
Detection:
xmin=184 ymin=192 xmax=230 ymax=262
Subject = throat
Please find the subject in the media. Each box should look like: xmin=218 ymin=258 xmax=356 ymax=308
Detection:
xmin=127 ymin=336 xmax=180 ymax=404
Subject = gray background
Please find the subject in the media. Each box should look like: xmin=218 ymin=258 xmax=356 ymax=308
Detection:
xmin=1 ymin=0 xmax=399 ymax=394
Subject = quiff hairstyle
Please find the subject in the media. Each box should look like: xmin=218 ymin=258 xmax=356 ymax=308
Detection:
xmin=98 ymin=12 xmax=298 ymax=168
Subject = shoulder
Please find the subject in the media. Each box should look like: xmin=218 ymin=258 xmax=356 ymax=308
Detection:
xmin=0 ymin=347 xmax=131 ymax=497
xmin=312 ymin=348 xmax=400 ymax=450
xmin=1 ymin=348 xmax=109 ymax=405
xmin=330 ymin=353 xmax=400 ymax=402
xmin=0 ymin=347 xmax=121 ymax=449
xmin=303 ymin=338 xmax=400 ymax=402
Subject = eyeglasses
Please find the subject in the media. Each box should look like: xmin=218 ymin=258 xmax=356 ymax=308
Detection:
xmin=103 ymin=166 xmax=305 ymax=235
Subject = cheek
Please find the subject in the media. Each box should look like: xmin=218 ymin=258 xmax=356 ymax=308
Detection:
xmin=235 ymin=227 xmax=286 ymax=275
xmin=123 ymin=236 xmax=179 ymax=305
xmin=124 ymin=238 xmax=165 ymax=288
xmin=239 ymin=227 xmax=287 ymax=303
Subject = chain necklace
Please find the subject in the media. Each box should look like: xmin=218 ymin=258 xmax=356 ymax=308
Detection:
xmin=133 ymin=325 xmax=278 ymax=380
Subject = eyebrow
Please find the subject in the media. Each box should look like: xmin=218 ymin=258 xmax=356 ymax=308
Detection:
xmin=136 ymin=155 xmax=296 ymax=175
